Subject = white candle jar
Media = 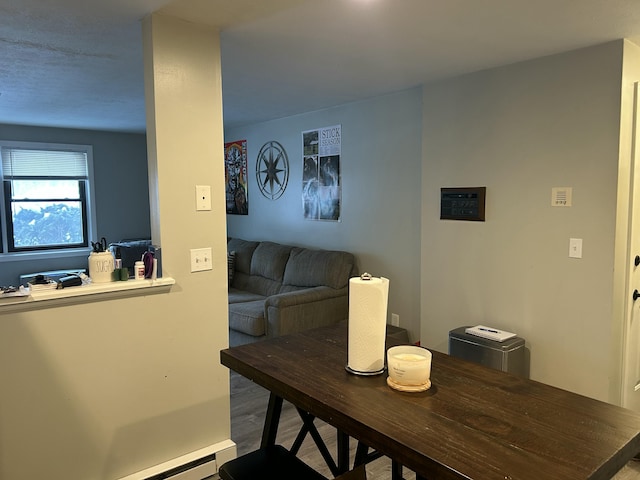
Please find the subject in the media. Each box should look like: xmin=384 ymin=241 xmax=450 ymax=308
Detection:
xmin=387 ymin=345 xmax=432 ymax=386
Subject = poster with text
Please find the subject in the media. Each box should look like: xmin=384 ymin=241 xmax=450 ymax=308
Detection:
xmin=302 ymin=125 xmax=341 ymax=221
xmin=224 ymin=139 xmax=248 ymax=215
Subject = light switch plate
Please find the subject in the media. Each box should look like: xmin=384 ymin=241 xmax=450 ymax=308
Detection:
xmin=569 ymin=238 xmax=583 ymax=259
xmin=190 ymin=247 xmax=212 ymax=272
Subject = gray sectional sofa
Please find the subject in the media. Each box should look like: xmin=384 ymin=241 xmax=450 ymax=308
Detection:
xmin=227 ymin=238 xmax=357 ymax=346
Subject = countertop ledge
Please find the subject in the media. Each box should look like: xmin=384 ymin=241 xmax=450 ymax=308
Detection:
xmin=0 ymin=277 xmax=175 ymax=313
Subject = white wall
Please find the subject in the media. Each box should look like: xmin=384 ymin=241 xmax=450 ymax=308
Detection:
xmin=0 ymin=14 xmax=230 ymax=480
xmin=226 ymin=88 xmax=423 ymax=341
xmin=421 ymin=41 xmax=624 ymax=402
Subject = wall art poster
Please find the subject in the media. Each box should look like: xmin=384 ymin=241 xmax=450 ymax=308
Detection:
xmin=224 ymin=139 xmax=248 ymax=215
xmin=302 ymin=125 xmax=341 ymax=221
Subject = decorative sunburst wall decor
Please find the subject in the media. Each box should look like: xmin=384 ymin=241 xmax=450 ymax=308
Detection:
xmin=256 ymin=140 xmax=289 ymax=200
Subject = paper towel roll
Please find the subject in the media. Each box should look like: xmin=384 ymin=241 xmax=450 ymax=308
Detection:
xmin=347 ymin=274 xmax=389 ymax=375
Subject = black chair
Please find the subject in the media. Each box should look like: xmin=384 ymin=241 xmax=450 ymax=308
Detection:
xmin=218 ymin=445 xmax=328 ymax=480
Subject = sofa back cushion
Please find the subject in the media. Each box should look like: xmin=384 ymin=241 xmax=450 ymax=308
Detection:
xmin=282 ymin=247 xmax=354 ymax=290
xmin=227 ymin=238 xmax=259 ymax=289
xmin=244 ymin=242 xmax=293 ymax=296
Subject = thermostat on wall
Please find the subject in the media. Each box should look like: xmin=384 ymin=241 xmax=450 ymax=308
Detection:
xmin=440 ymin=187 xmax=486 ymax=221
xmin=551 ymin=187 xmax=572 ymax=207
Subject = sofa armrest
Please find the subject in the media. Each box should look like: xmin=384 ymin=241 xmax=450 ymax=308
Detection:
xmin=264 ymin=286 xmax=348 ymax=338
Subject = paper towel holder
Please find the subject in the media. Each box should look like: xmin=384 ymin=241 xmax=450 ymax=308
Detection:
xmin=346 ymin=365 xmax=386 ymax=376
xmin=346 ymin=273 xmax=388 ymax=376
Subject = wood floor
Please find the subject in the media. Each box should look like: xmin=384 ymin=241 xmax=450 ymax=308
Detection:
xmin=219 ymin=371 xmax=640 ymax=480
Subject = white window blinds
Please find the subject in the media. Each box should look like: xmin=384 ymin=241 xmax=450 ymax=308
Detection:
xmin=1 ymin=147 xmax=88 ymax=178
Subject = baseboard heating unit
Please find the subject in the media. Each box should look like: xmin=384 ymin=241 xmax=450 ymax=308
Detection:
xmin=117 ymin=439 xmax=236 ymax=480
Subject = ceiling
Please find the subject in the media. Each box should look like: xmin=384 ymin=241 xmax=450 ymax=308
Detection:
xmin=2 ymin=0 xmax=640 ymax=133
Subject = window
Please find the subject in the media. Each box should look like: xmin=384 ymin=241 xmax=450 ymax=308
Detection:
xmin=0 ymin=142 xmax=96 ymax=254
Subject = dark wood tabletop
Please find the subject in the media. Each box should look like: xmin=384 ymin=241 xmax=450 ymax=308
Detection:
xmin=220 ymin=322 xmax=640 ymax=480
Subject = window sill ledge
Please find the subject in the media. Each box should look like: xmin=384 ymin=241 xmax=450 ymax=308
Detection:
xmin=0 ymin=277 xmax=175 ymax=313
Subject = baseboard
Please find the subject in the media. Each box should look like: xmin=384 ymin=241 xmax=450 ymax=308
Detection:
xmin=117 ymin=439 xmax=237 ymax=480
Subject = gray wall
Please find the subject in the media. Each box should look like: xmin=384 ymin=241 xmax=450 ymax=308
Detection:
xmin=226 ymin=87 xmax=423 ymax=341
xmin=226 ymin=40 xmax=640 ymax=404
xmin=421 ymin=41 xmax=625 ymax=402
xmin=0 ymin=124 xmax=150 ymax=285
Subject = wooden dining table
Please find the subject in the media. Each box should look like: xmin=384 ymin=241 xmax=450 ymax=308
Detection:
xmin=220 ymin=322 xmax=640 ymax=480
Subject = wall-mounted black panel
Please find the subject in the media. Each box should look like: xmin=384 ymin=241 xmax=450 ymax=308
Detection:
xmin=440 ymin=187 xmax=486 ymax=221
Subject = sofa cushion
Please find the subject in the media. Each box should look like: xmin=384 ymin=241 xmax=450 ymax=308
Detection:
xmin=227 ymin=238 xmax=259 ymax=275
xmin=242 ymin=242 xmax=294 ymax=297
xmin=250 ymin=242 xmax=293 ymax=281
xmin=282 ymin=247 xmax=354 ymax=289
xmin=229 ymin=300 xmax=266 ymax=337
xmin=228 ymin=238 xmax=260 ymax=291
xmin=228 ymin=288 xmax=266 ymax=304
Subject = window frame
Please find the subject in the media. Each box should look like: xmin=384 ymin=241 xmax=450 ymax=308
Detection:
xmin=3 ymin=179 xmax=89 ymax=252
xmin=0 ymin=140 xmax=97 ymax=258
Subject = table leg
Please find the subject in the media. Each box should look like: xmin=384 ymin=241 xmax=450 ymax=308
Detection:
xmin=260 ymin=393 xmax=283 ymax=448
xmin=391 ymin=461 xmax=404 ymax=480
xmin=293 ymin=408 xmax=341 ymax=476
xmin=353 ymin=441 xmax=369 ymax=466
xmin=337 ymin=430 xmax=350 ymax=473
xmin=260 ymin=394 xmax=406 ymax=478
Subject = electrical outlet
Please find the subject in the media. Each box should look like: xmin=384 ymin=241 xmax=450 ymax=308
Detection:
xmin=190 ymin=247 xmax=212 ymax=272
xmin=391 ymin=313 xmax=400 ymax=327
